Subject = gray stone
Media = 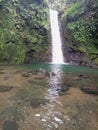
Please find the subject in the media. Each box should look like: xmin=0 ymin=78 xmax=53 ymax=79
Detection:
xmin=3 ymin=120 xmax=19 ymax=130
xmin=0 ymin=85 xmax=13 ymax=92
xmin=80 ymin=86 xmax=98 ymax=95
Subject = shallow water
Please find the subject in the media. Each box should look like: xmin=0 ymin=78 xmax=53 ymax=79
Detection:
xmin=20 ymin=63 xmax=98 ymax=74
xmin=0 ymin=64 xmax=98 ymax=130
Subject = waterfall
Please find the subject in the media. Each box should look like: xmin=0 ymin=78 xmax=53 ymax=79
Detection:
xmin=50 ymin=9 xmax=64 ymax=64
xmin=41 ymin=10 xmax=66 ymax=129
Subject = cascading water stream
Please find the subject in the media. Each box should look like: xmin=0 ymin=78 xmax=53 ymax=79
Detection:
xmin=50 ymin=9 xmax=64 ymax=64
xmin=43 ymin=10 xmax=65 ymax=128
xmin=35 ymin=9 xmax=65 ymax=130
xmin=49 ymin=9 xmax=65 ymax=96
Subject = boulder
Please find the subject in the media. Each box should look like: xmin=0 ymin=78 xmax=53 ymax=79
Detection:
xmin=78 ymin=73 xmax=88 ymax=78
xmin=50 ymin=71 xmax=56 ymax=76
xmin=58 ymin=83 xmax=69 ymax=96
xmin=21 ymin=72 xmax=29 ymax=77
xmin=61 ymin=84 xmax=69 ymax=92
xmin=36 ymin=68 xmax=48 ymax=76
xmin=3 ymin=120 xmax=19 ymax=130
xmin=49 ymin=82 xmax=69 ymax=92
xmin=30 ymin=98 xmax=49 ymax=109
xmin=80 ymin=86 xmax=98 ymax=95
xmin=0 ymin=71 xmax=5 ymax=74
xmin=0 ymin=85 xmax=13 ymax=92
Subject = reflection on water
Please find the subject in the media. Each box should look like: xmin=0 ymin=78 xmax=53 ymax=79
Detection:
xmin=46 ymin=64 xmax=63 ymax=98
xmin=43 ymin=64 xmax=64 ymax=129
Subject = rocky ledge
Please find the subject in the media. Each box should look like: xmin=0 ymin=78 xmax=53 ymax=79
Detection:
xmin=80 ymin=86 xmax=98 ymax=95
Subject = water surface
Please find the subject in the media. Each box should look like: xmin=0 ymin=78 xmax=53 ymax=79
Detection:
xmin=0 ymin=64 xmax=98 ymax=130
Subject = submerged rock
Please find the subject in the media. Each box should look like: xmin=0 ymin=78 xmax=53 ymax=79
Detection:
xmin=49 ymin=82 xmax=69 ymax=92
xmin=36 ymin=68 xmax=48 ymax=76
xmin=78 ymin=73 xmax=88 ymax=78
xmin=30 ymin=98 xmax=49 ymax=109
xmin=49 ymin=82 xmax=69 ymax=96
xmin=0 ymin=71 xmax=5 ymax=74
xmin=4 ymin=76 xmax=9 ymax=80
xmin=80 ymin=86 xmax=98 ymax=95
xmin=50 ymin=72 xmax=56 ymax=76
xmin=3 ymin=120 xmax=19 ymax=130
xmin=60 ymin=83 xmax=69 ymax=92
xmin=0 ymin=68 xmax=4 ymax=70
xmin=21 ymin=72 xmax=29 ymax=77
xmin=0 ymin=85 xmax=13 ymax=92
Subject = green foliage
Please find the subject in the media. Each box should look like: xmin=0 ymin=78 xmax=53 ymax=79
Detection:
xmin=67 ymin=19 xmax=96 ymax=45
xmin=62 ymin=2 xmax=85 ymax=19
xmin=0 ymin=0 xmax=49 ymax=64
xmin=0 ymin=42 xmax=25 ymax=64
xmin=61 ymin=0 xmax=98 ymax=64
xmin=44 ymin=0 xmax=48 ymax=4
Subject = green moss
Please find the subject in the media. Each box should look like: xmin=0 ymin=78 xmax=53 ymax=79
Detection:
xmin=93 ymin=58 xmax=98 ymax=64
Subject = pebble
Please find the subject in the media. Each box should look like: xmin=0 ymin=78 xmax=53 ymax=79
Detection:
xmin=48 ymin=124 xmax=52 ymax=128
xmin=54 ymin=111 xmax=62 ymax=115
xmin=67 ymin=118 xmax=70 ymax=121
xmin=54 ymin=117 xmax=63 ymax=124
xmin=52 ymin=121 xmax=59 ymax=128
xmin=64 ymin=116 xmax=69 ymax=119
xmin=64 ymin=116 xmax=70 ymax=121
xmin=35 ymin=114 xmax=40 ymax=117
xmin=42 ymin=119 xmax=47 ymax=122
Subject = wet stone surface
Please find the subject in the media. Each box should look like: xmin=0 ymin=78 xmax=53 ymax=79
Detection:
xmin=0 ymin=71 xmax=5 ymax=74
xmin=3 ymin=121 xmax=19 ymax=130
xmin=0 ymin=85 xmax=13 ymax=92
xmin=80 ymin=85 xmax=98 ymax=95
xmin=30 ymin=98 xmax=49 ymax=109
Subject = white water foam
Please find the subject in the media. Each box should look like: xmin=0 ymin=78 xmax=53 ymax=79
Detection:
xmin=50 ymin=9 xmax=64 ymax=64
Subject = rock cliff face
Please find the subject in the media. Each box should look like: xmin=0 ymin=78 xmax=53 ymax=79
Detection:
xmin=0 ymin=0 xmax=49 ymax=64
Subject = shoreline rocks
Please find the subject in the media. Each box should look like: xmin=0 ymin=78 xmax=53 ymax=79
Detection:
xmin=80 ymin=86 xmax=98 ymax=95
xmin=3 ymin=120 xmax=19 ymax=130
xmin=0 ymin=85 xmax=13 ymax=92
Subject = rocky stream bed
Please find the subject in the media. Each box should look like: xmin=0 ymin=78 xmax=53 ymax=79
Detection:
xmin=0 ymin=65 xmax=98 ymax=130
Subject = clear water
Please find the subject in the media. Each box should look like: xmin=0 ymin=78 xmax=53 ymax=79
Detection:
xmin=20 ymin=63 xmax=98 ymax=75
xmin=18 ymin=63 xmax=98 ymax=87
xmin=0 ymin=64 xmax=98 ymax=130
